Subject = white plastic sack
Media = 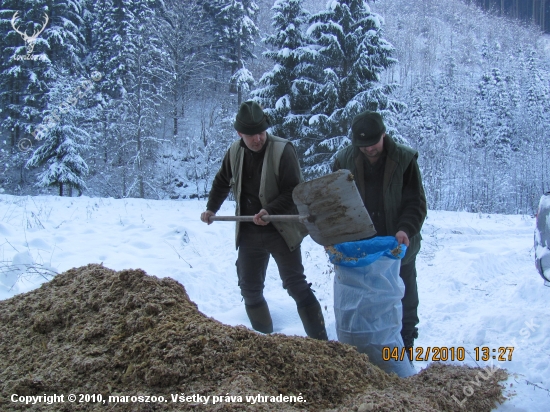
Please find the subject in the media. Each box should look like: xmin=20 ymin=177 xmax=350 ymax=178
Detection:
xmin=332 ymin=237 xmax=415 ymax=377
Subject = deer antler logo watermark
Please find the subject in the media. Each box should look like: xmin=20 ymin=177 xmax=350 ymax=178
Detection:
xmin=11 ymin=12 xmax=49 ymax=60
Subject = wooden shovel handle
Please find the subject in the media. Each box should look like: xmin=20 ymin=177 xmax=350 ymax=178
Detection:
xmin=209 ymin=215 xmax=306 ymax=223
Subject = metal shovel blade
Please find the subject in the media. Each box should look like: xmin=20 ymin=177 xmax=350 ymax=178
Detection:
xmin=292 ymin=169 xmax=376 ymax=246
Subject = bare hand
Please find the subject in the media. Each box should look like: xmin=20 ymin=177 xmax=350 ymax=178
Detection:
xmin=201 ymin=210 xmax=215 ymax=225
xmin=395 ymin=230 xmax=410 ymax=247
xmin=253 ymin=209 xmax=270 ymax=226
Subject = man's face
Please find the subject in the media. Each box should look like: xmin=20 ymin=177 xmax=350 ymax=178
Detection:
xmin=238 ymin=131 xmax=267 ymax=152
xmin=359 ymin=134 xmax=385 ymax=159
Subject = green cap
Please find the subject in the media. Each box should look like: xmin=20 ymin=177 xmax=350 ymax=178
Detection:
xmin=234 ymin=101 xmax=270 ymax=135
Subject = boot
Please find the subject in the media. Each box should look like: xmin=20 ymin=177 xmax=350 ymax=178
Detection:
xmin=245 ymin=299 xmax=273 ymax=334
xmin=297 ymin=292 xmax=328 ymax=341
xmin=402 ymin=333 xmax=417 ymax=368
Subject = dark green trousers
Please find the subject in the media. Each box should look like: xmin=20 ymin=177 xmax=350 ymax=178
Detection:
xmin=236 ymin=229 xmax=310 ymax=306
xmin=399 ymin=259 xmax=420 ymax=348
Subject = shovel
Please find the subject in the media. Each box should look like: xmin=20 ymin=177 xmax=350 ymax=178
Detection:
xmin=208 ymin=169 xmax=376 ymax=246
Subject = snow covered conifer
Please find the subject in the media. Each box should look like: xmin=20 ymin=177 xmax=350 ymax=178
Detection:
xmin=303 ymin=0 xmax=402 ymax=176
xmin=524 ymin=50 xmax=550 ymax=147
xmin=25 ymin=73 xmax=90 ymax=196
xmin=472 ymin=68 xmax=517 ymax=163
xmin=26 ymin=123 xmax=89 ymax=196
xmin=0 ymin=0 xmax=88 ymax=149
xmin=207 ymin=0 xmax=260 ymax=105
xmin=251 ymin=0 xmax=311 ymax=140
xmin=86 ymin=0 xmax=170 ymax=198
xmin=0 ymin=0 xmax=87 ymax=189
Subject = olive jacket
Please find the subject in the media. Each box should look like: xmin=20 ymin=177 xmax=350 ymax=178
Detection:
xmin=206 ymin=134 xmax=307 ymax=251
xmin=333 ymin=135 xmax=427 ymax=264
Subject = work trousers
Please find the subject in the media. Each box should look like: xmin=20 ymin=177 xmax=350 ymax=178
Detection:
xmin=399 ymin=259 xmax=420 ymax=348
xmin=236 ymin=229 xmax=310 ymax=306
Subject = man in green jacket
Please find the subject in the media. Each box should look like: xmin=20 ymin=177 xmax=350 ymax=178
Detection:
xmin=333 ymin=111 xmax=427 ymax=356
xmin=200 ymin=101 xmax=328 ymax=340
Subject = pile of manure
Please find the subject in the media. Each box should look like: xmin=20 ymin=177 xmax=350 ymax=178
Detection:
xmin=0 ymin=264 xmax=507 ymax=411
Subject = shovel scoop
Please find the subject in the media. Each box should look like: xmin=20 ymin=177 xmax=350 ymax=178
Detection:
xmin=208 ymin=169 xmax=376 ymax=246
xmin=292 ymin=168 xmax=376 ymax=245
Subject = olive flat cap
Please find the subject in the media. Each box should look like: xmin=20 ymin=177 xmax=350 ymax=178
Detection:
xmin=234 ymin=101 xmax=270 ymax=135
xmin=352 ymin=111 xmax=386 ymax=147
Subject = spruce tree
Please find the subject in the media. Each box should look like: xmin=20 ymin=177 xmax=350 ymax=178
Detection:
xmin=87 ymin=0 xmax=121 ymax=165
xmin=206 ymin=0 xmax=259 ymax=105
xmin=303 ymin=0 xmax=402 ymax=176
xmin=26 ymin=123 xmax=89 ymax=196
xmin=25 ymin=72 xmax=90 ymax=196
xmin=0 ymin=0 xmax=87 ymax=192
xmin=120 ymin=0 xmax=170 ymax=198
xmin=472 ymin=68 xmax=516 ymax=162
xmin=251 ymin=0 xmax=311 ymax=140
xmin=160 ymin=0 xmax=218 ymax=142
xmin=521 ymin=49 xmax=550 ymax=196
xmin=0 ymin=4 xmax=50 ymax=149
xmin=86 ymin=0 xmax=170 ymax=198
xmin=524 ymin=50 xmax=550 ymax=146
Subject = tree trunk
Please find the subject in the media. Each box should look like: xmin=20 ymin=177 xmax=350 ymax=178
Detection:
xmin=122 ymin=168 xmax=127 ymax=198
xmin=237 ymin=37 xmax=243 ymax=106
xmin=59 ymin=182 xmax=63 ymax=196
xmin=541 ymin=0 xmax=546 ymax=31
xmin=173 ymin=104 xmax=178 ymax=141
xmin=136 ymin=53 xmax=145 ymax=199
xmin=137 ymin=124 xmax=144 ymax=198
xmin=103 ymin=112 xmax=108 ymax=163
xmin=137 ymin=104 xmax=144 ymax=198
xmin=173 ymin=57 xmax=179 ymax=141
xmin=13 ymin=125 xmax=19 ymax=149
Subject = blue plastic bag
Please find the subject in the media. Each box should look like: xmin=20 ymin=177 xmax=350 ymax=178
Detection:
xmin=331 ymin=236 xmax=415 ymax=377
xmin=326 ymin=236 xmax=406 ymax=267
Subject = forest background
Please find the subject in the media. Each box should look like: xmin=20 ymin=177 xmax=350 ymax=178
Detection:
xmin=1 ymin=0 xmax=549 ymax=215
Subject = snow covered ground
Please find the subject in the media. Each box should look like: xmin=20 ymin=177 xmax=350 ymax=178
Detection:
xmin=0 ymin=194 xmax=548 ymax=411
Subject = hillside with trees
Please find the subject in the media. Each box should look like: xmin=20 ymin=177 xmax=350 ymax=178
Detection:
xmin=0 ymin=0 xmax=548 ymax=214
xmin=373 ymin=0 xmax=550 ymax=213
xmin=469 ymin=0 xmax=549 ymax=33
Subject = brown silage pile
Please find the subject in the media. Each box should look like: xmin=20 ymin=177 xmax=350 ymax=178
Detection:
xmin=0 ymin=264 xmax=508 ymax=411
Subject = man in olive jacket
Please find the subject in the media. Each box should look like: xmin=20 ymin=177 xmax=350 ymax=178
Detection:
xmin=201 ymin=101 xmax=328 ymax=340
xmin=333 ymin=111 xmax=427 ymax=355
